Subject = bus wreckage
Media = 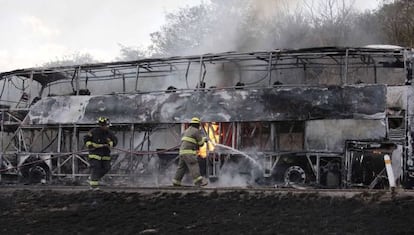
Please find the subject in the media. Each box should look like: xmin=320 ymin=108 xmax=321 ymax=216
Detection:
xmin=0 ymin=46 xmax=413 ymax=189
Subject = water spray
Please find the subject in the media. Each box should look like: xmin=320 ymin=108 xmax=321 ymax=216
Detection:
xmin=211 ymin=143 xmax=262 ymax=170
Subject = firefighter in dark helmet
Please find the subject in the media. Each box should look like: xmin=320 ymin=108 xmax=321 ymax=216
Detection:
xmin=84 ymin=117 xmax=118 ymax=189
xmin=172 ymin=117 xmax=209 ymax=187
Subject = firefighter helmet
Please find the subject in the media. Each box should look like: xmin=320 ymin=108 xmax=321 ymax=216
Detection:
xmin=190 ymin=117 xmax=201 ymax=124
xmin=97 ymin=117 xmax=109 ymax=126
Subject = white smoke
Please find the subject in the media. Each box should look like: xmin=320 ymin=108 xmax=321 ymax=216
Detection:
xmin=209 ymin=154 xmax=263 ymax=187
xmin=210 ymin=161 xmax=252 ymax=187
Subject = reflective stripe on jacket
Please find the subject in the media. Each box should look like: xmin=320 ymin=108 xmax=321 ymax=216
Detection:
xmin=88 ymin=154 xmax=111 ymax=161
xmin=179 ymin=149 xmax=197 ymax=155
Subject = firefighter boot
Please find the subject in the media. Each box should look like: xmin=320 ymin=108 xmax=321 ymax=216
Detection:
xmin=194 ymin=177 xmax=208 ymax=187
xmin=89 ymin=179 xmax=100 ymax=190
xmin=172 ymin=179 xmax=182 ymax=187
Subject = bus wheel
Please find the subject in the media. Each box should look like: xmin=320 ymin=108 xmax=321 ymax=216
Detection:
xmin=284 ymin=165 xmax=306 ymax=185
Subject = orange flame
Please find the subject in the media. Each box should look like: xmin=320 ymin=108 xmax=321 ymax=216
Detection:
xmin=198 ymin=123 xmax=219 ymax=158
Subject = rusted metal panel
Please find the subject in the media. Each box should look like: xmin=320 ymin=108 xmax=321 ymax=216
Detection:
xmin=28 ymin=85 xmax=386 ymax=125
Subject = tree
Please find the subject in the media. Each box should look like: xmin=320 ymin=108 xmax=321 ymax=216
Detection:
xmin=301 ymin=0 xmax=364 ymax=46
xmin=376 ymin=0 xmax=414 ymax=47
xmin=149 ymin=3 xmax=214 ymax=56
xmin=347 ymin=10 xmax=387 ymax=46
xmin=116 ymin=44 xmax=148 ymax=61
xmin=42 ymin=52 xmax=98 ymax=67
xmin=250 ymin=4 xmax=316 ymax=49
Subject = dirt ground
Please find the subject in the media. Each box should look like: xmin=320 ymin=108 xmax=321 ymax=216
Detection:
xmin=1 ymin=188 xmax=414 ymax=235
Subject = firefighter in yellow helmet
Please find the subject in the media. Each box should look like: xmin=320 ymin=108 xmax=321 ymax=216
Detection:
xmin=172 ymin=117 xmax=209 ymax=187
xmin=83 ymin=117 xmax=118 ymax=189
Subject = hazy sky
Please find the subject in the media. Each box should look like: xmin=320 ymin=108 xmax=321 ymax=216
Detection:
xmin=0 ymin=0 xmax=380 ymax=72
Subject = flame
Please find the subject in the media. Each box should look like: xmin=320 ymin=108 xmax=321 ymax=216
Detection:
xmin=198 ymin=123 xmax=219 ymax=158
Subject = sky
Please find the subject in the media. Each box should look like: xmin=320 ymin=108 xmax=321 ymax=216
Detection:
xmin=0 ymin=0 xmax=381 ymax=72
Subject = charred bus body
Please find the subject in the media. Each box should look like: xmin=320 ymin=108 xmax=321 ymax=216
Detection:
xmin=0 ymin=46 xmax=413 ymax=188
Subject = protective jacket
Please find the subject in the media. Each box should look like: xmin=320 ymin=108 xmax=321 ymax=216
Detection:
xmin=179 ymin=126 xmax=206 ymax=155
xmin=84 ymin=127 xmax=118 ymax=159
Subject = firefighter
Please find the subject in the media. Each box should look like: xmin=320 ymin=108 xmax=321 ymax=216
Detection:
xmin=84 ymin=117 xmax=118 ymax=189
xmin=172 ymin=117 xmax=209 ymax=187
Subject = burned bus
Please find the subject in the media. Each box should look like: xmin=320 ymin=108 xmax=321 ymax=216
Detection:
xmin=0 ymin=46 xmax=413 ymax=189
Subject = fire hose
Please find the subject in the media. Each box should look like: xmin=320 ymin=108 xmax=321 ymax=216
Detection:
xmin=0 ymin=150 xmax=86 ymax=173
xmin=0 ymin=144 xmax=181 ymax=173
xmin=111 ymin=144 xmax=180 ymax=155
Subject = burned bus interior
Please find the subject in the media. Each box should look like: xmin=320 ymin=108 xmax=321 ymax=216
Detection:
xmin=0 ymin=46 xmax=413 ymax=189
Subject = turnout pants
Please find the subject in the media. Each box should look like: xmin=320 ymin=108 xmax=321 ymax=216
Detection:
xmin=89 ymin=158 xmax=111 ymax=186
xmin=173 ymin=154 xmax=203 ymax=185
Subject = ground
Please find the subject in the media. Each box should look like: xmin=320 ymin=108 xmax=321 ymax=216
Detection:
xmin=1 ymin=188 xmax=414 ymax=235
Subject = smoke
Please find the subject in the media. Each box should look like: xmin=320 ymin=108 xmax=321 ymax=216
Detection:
xmin=175 ymin=0 xmax=385 ymax=56
xmin=110 ymin=155 xmax=178 ymax=187
xmin=251 ymin=0 xmax=299 ymax=20
xmin=212 ymin=162 xmax=251 ymax=187
xmin=173 ymin=0 xmax=301 ymax=55
xmin=150 ymin=0 xmax=386 ymax=89
xmin=208 ymin=144 xmax=264 ymax=187
xmin=210 ymin=159 xmax=261 ymax=187
xmin=109 ymin=149 xmax=264 ymax=188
